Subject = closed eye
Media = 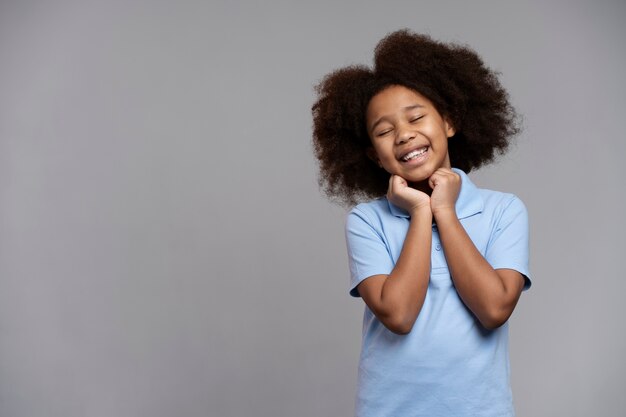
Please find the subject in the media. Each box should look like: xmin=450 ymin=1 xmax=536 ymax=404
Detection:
xmin=376 ymin=129 xmax=393 ymax=137
xmin=410 ymin=115 xmax=424 ymax=123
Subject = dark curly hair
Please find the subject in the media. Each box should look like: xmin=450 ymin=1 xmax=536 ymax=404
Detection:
xmin=311 ymin=29 xmax=521 ymax=207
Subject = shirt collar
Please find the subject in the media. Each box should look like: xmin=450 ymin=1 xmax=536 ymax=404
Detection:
xmin=387 ymin=168 xmax=484 ymax=220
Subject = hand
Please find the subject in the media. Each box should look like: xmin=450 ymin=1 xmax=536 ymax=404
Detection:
xmin=428 ymin=168 xmax=461 ymax=216
xmin=387 ymin=174 xmax=431 ymax=214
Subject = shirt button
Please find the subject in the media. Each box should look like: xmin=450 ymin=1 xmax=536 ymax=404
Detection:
xmin=435 ymin=244 xmax=442 ymax=251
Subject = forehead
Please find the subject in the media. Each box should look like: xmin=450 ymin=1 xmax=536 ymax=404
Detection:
xmin=366 ymin=85 xmax=433 ymax=121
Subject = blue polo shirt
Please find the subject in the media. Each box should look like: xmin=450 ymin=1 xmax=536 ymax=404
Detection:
xmin=344 ymin=168 xmax=530 ymax=417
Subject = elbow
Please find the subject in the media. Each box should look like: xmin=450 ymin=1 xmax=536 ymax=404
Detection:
xmin=388 ymin=322 xmax=413 ymax=335
xmin=479 ymin=308 xmax=512 ymax=330
xmin=383 ymin=313 xmax=417 ymax=335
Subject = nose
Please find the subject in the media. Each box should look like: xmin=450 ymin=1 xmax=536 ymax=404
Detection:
xmin=395 ymin=122 xmax=415 ymax=145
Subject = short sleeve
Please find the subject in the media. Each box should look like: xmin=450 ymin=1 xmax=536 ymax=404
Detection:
xmin=345 ymin=208 xmax=395 ymax=297
xmin=485 ymin=196 xmax=532 ymax=290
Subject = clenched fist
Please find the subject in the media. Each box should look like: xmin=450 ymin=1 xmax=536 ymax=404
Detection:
xmin=428 ymin=168 xmax=461 ymax=215
xmin=387 ymin=174 xmax=431 ymax=215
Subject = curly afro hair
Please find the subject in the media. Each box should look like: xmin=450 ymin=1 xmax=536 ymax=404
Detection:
xmin=311 ymin=29 xmax=521 ymax=207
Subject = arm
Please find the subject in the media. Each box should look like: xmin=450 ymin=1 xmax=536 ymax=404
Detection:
xmin=429 ymin=169 xmax=525 ymax=329
xmin=434 ymin=210 xmax=525 ymax=329
xmin=357 ymin=207 xmax=432 ymax=335
xmin=356 ymin=175 xmax=432 ymax=335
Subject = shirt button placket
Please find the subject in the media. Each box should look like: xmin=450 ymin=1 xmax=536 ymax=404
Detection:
xmin=432 ymin=224 xmax=442 ymax=251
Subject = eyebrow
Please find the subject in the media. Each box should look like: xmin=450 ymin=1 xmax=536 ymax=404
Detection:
xmin=370 ymin=104 xmax=425 ymax=132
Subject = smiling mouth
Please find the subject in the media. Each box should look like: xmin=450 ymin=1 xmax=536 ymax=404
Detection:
xmin=400 ymin=146 xmax=428 ymax=162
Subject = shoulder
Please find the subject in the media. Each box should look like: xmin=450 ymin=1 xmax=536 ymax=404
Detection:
xmin=345 ymin=197 xmax=403 ymax=241
xmin=479 ymin=188 xmax=527 ymax=217
xmin=475 ymin=187 xmax=529 ymax=234
xmin=346 ymin=197 xmax=390 ymax=225
xmin=479 ymin=188 xmax=526 ymax=209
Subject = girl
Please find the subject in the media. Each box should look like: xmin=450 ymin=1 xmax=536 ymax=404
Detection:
xmin=311 ymin=30 xmax=531 ymax=417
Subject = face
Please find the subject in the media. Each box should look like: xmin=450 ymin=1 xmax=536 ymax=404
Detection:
xmin=365 ymin=85 xmax=455 ymax=186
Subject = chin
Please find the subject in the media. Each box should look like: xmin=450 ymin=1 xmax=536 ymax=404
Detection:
xmin=403 ymin=169 xmax=433 ymax=183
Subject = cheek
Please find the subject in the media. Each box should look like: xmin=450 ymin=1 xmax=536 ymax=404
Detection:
xmin=425 ymin=126 xmax=448 ymax=143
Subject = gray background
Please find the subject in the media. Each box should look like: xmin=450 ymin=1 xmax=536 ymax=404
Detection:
xmin=1 ymin=0 xmax=624 ymax=416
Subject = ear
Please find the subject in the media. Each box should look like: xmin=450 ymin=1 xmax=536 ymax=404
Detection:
xmin=366 ymin=147 xmax=383 ymax=167
xmin=444 ymin=117 xmax=456 ymax=138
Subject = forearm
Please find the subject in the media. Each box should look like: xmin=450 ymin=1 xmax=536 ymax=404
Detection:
xmin=378 ymin=208 xmax=432 ymax=332
xmin=434 ymin=209 xmax=521 ymax=329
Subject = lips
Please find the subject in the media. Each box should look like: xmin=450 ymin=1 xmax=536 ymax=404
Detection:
xmin=398 ymin=146 xmax=429 ymax=162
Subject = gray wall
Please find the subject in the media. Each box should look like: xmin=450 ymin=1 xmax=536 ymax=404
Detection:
xmin=1 ymin=1 xmax=624 ymax=416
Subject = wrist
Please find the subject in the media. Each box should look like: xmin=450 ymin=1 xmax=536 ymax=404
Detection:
xmin=409 ymin=204 xmax=433 ymax=218
xmin=432 ymin=207 xmax=457 ymax=222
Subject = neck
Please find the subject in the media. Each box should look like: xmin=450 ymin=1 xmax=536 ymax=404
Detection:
xmin=410 ymin=154 xmax=453 ymax=195
xmin=408 ymin=180 xmax=433 ymax=196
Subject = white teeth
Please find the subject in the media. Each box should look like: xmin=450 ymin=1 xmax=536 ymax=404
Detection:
xmin=402 ymin=147 xmax=428 ymax=161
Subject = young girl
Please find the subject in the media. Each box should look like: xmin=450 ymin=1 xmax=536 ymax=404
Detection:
xmin=311 ymin=30 xmax=531 ymax=417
